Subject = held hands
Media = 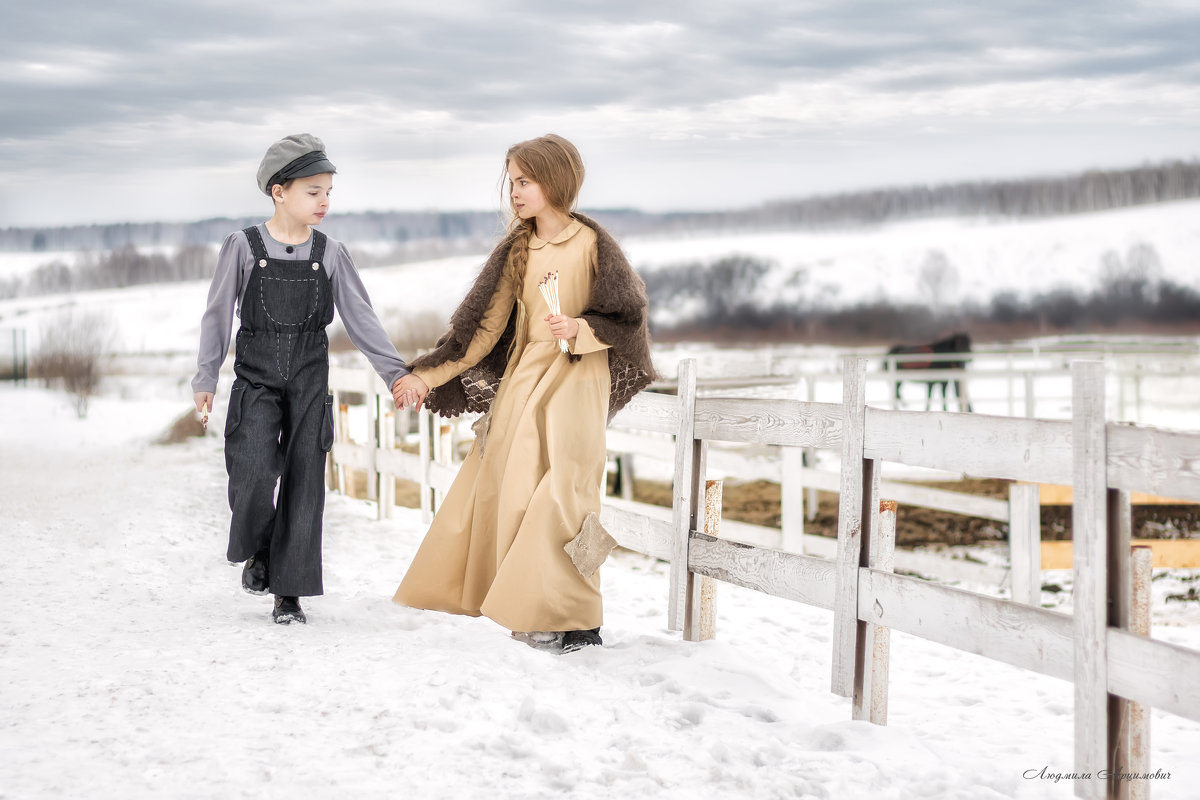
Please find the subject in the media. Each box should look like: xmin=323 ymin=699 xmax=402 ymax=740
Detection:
xmin=545 ymin=314 xmax=579 ymax=342
xmin=392 ymin=373 xmax=429 ymax=412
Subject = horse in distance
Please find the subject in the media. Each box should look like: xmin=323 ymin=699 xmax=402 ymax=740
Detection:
xmin=885 ymin=332 xmax=973 ymax=412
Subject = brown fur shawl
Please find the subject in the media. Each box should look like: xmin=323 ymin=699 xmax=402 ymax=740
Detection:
xmin=410 ymin=213 xmax=657 ymax=419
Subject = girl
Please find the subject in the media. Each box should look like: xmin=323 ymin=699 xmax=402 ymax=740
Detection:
xmin=391 ymin=133 xmax=655 ymax=652
xmin=193 ymin=133 xmax=416 ymax=625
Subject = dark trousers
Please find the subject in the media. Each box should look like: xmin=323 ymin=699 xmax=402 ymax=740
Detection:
xmin=225 ymin=329 xmax=333 ymax=597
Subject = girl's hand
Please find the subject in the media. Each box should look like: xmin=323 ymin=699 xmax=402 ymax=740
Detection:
xmin=393 ymin=374 xmax=429 ymax=411
xmin=545 ymin=314 xmax=579 ymax=341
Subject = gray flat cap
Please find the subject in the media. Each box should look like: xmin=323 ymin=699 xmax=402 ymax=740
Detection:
xmin=256 ymin=133 xmax=337 ymax=195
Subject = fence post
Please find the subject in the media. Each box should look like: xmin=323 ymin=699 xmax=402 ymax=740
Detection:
xmin=335 ymin=401 xmax=350 ymax=495
xmin=684 ymin=479 xmax=721 ymax=642
xmin=619 ymin=453 xmax=635 ymax=501
xmin=433 ymin=424 xmax=452 ymax=512
xmin=1126 ymin=546 xmax=1152 ymax=800
xmin=1071 ymin=360 xmax=1108 ymax=799
xmin=1008 ymin=483 xmax=1042 ymax=605
xmin=1108 ymin=488 xmax=1151 ymax=800
xmin=418 ymin=408 xmax=433 ymax=523
xmin=854 ymin=499 xmax=895 ymax=725
xmin=365 ymin=373 xmax=379 ymax=502
xmin=832 ymin=356 xmax=870 ymax=698
xmin=377 ymin=395 xmax=395 ymax=520
xmin=781 ymin=446 xmax=805 ymax=553
xmin=668 ymin=359 xmax=701 ymax=632
xmin=804 ymin=376 xmax=819 ymax=522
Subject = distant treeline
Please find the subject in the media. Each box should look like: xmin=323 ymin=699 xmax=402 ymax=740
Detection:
xmin=2 ymin=160 xmax=1198 ymax=252
xmin=645 ymin=249 xmax=1200 ymax=344
xmin=708 ymin=159 xmax=1200 ymax=229
xmin=1 ymin=245 xmax=217 ymax=299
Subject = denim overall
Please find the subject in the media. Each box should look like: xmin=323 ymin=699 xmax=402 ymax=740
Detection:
xmin=224 ymin=226 xmax=335 ymax=597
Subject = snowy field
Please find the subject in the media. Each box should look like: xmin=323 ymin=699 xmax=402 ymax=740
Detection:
xmin=3 ymin=198 xmax=1200 ymax=356
xmin=3 ymin=202 xmax=1200 ymax=797
xmin=3 ymin=377 xmax=1200 ymax=799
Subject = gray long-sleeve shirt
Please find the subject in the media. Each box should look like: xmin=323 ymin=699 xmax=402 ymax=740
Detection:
xmin=191 ymin=224 xmax=410 ymax=394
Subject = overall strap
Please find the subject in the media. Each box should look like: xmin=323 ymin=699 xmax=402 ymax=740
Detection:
xmin=310 ymin=230 xmax=328 ymax=265
xmin=243 ymin=225 xmax=269 ymax=261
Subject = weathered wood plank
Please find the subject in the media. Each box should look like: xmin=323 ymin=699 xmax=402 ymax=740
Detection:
xmin=687 ymin=533 xmax=837 ymax=609
xmin=693 ymin=398 xmax=843 ymax=448
xmin=864 ymin=409 xmax=1073 ymax=485
xmin=331 ymin=441 xmax=373 ymax=471
xmin=832 ymin=357 xmax=868 ymax=698
xmin=1072 ymin=361 xmax=1108 ymax=798
xmin=1107 ymin=629 xmax=1200 ymax=723
xmin=600 ymin=502 xmax=673 ymax=561
xmin=1041 ymin=539 xmax=1200 ymax=569
xmin=610 ymin=391 xmax=679 ymax=435
xmin=791 ymin=466 xmax=1010 ymax=521
xmin=1106 ymin=423 xmax=1200 ymax=502
xmin=858 ymin=569 xmax=1074 ymax=681
xmin=375 ymin=448 xmax=423 ymax=483
xmin=427 ymin=459 xmax=455 ymax=496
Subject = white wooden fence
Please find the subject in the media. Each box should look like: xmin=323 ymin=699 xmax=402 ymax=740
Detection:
xmin=328 ymin=357 xmax=1200 ymax=799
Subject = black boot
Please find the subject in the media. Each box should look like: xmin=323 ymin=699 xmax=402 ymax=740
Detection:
xmin=272 ymin=595 xmax=306 ymax=625
xmin=241 ymin=548 xmax=270 ymax=595
xmin=561 ymin=627 xmax=602 ymax=653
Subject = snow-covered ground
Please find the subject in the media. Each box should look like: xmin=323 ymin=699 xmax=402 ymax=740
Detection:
xmin=3 ymin=379 xmax=1199 ymax=799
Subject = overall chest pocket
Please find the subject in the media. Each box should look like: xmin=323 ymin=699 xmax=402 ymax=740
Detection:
xmin=258 ymin=275 xmax=320 ymax=327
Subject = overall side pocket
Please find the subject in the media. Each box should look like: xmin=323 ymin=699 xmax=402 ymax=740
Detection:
xmin=320 ymin=394 xmax=335 ymax=452
xmin=225 ymin=383 xmax=246 ymax=439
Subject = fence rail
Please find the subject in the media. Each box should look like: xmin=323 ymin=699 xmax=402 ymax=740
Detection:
xmin=327 ymin=357 xmax=1200 ymax=799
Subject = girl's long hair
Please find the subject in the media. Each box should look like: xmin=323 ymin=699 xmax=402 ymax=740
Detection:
xmin=500 ymin=134 xmax=586 ymax=302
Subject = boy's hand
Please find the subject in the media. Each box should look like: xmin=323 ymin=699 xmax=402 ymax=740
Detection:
xmin=393 ymin=374 xmax=429 ymax=412
xmin=194 ymin=392 xmax=213 ymax=431
xmin=194 ymin=392 xmax=214 ymax=414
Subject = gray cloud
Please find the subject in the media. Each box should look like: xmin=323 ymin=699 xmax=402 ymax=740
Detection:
xmin=2 ymin=0 xmax=1199 ymax=225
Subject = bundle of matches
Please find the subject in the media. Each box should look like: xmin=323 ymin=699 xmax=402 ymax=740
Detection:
xmin=538 ymin=271 xmax=570 ymax=354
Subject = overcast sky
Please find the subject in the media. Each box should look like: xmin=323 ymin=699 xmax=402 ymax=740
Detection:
xmin=3 ymin=0 xmax=1199 ymax=227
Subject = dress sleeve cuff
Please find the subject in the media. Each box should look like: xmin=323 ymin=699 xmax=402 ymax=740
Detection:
xmin=412 ymin=366 xmax=446 ymax=390
xmin=570 ymin=318 xmax=610 ymax=355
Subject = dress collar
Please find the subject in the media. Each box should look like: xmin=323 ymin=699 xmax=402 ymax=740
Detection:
xmin=528 ymin=218 xmax=583 ymax=250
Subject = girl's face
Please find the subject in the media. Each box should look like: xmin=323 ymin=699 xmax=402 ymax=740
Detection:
xmin=275 ymin=173 xmax=333 ymax=225
xmin=508 ymin=159 xmax=548 ymax=221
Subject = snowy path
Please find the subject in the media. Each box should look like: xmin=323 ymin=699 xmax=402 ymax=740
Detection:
xmin=2 ymin=384 xmax=1198 ymax=799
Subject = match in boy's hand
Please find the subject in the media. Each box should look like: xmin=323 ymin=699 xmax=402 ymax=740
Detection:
xmin=194 ymin=392 xmax=213 ymax=430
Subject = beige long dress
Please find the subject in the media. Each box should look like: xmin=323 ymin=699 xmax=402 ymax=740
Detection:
xmin=393 ymin=220 xmax=612 ymax=632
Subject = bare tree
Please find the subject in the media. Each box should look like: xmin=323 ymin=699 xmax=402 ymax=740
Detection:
xmin=34 ymin=309 xmax=116 ymax=418
xmin=917 ymin=250 xmax=960 ymax=309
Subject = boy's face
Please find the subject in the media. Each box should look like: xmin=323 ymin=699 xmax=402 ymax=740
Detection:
xmin=274 ymin=173 xmax=333 ymax=225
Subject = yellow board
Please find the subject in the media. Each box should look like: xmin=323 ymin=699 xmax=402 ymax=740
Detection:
xmin=1034 ymin=483 xmax=1197 ymax=506
xmin=1041 ymin=540 xmax=1200 ymax=569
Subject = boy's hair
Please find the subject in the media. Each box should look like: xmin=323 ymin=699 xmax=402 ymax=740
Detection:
xmin=501 ymin=134 xmax=586 ymax=303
